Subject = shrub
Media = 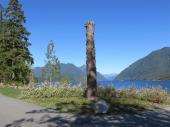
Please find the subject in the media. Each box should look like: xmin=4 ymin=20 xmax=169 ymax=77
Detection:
xmin=115 ymin=87 xmax=138 ymax=99
xmin=115 ymin=87 xmax=169 ymax=104
xmin=98 ymin=87 xmax=116 ymax=99
xmin=139 ymin=88 xmax=169 ymax=104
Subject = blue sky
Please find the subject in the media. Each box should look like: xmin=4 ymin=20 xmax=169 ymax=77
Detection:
xmin=1 ymin=0 xmax=170 ymax=74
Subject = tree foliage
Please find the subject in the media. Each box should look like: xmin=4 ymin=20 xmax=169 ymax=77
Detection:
xmin=0 ymin=0 xmax=33 ymax=85
xmin=42 ymin=41 xmax=60 ymax=84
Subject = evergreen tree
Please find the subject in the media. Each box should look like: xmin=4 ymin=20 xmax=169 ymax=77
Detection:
xmin=42 ymin=41 xmax=60 ymax=85
xmin=0 ymin=4 xmax=5 ymax=82
xmin=0 ymin=4 xmax=3 ymax=30
xmin=0 ymin=0 xmax=33 ymax=85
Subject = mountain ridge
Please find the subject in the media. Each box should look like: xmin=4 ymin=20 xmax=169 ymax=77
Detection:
xmin=116 ymin=47 xmax=170 ymax=80
xmin=34 ymin=63 xmax=107 ymax=81
xmin=103 ymin=73 xmax=118 ymax=80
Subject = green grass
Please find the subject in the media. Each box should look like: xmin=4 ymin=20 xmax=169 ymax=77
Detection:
xmin=24 ymin=97 xmax=94 ymax=113
xmin=0 ymin=86 xmax=162 ymax=114
xmin=0 ymin=86 xmax=21 ymax=98
xmin=22 ymin=97 xmax=158 ymax=114
xmin=108 ymin=98 xmax=159 ymax=114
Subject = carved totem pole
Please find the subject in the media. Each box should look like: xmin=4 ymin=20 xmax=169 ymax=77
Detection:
xmin=85 ymin=21 xmax=97 ymax=99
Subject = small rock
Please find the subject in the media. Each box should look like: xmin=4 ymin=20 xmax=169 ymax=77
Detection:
xmin=39 ymin=114 xmax=51 ymax=123
xmin=93 ymin=100 xmax=109 ymax=114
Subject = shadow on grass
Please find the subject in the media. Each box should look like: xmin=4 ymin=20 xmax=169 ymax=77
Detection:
xmin=54 ymin=101 xmax=94 ymax=114
xmin=5 ymin=98 xmax=170 ymax=127
xmin=52 ymin=98 xmax=157 ymax=115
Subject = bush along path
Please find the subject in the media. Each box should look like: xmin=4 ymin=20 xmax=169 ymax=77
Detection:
xmin=0 ymin=90 xmax=170 ymax=127
xmin=0 ymin=86 xmax=170 ymax=114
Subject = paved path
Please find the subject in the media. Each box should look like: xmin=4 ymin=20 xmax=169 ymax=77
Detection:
xmin=0 ymin=95 xmax=170 ymax=127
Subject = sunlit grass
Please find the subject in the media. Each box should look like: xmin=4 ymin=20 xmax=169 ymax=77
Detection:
xmin=0 ymin=86 xmax=21 ymax=98
xmin=24 ymin=97 xmax=93 ymax=113
xmin=22 ymin=96 xmax=158 ymax=114
xmin=0 ymin=86 xmax=167 ymax=114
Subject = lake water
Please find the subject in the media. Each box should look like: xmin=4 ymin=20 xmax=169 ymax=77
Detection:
xmin=35 ymin=80 xmax=170 ymax=92
xmin=98 ymin=80 xmax=170 ymax=91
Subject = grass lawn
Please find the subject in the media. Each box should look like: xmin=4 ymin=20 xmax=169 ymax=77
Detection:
xmin=0 ymin=86 xmax=162 ymax=114
xmin=24 ymin=97 xmax=94 ymax=113
xmin=0 ymin=86 xmax=21 ymax=98
xmin=24 ymin=97 xmax=158 ymax=114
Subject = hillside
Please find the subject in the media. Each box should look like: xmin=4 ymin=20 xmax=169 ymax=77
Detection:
xmin=79 ymin=65 xmax=106 ymax=81
xmin=116 ymin=47 xmax=170 ymax=80
xmin=34 ymin=63 xmax=106 ymax=82
xmin=103 ymin=73 xmax=118 ymax=80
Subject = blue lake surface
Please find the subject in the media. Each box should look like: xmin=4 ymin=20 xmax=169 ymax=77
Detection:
xmin=98 ymin=80 xmax=170 ymax=91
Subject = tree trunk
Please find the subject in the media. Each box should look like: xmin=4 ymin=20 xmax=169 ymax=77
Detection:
xmin=0 ymin=4 xmax=3 ymax=32
xmin=85 ymin=21 xmax=97 ymax=99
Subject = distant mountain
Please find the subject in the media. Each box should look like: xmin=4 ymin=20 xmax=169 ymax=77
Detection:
xmin=79 ymin=65 xmax=106 ymax=81
xmin=79 ymin=65 xmax=86 ymax=72
xmin=34 ymin=63 xmax=106 ymax=82
xmin=60 ymin=63 xmax=85 ymax=81
xmin=103 ymin=73 xmax=118 ymax=80
xmin=34 ymin=67 xmax=42 ymax=78
xmin=116 ymin=47 xmax=170 ymax=80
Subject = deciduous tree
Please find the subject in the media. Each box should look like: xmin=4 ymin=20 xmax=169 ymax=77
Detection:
xmin=42 ymin=41 xmax=60 ymax=85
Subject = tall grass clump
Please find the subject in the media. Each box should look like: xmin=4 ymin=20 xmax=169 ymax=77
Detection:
xmin=139 ymin=88 xmax=169 ymax=103
xmin=116 ymin=87 xmax=138 ymax=98
xmin=21 ymin=84 xmax=169 ymax=104
xmin=98 ymin=86 xmax=169 ymax=104
xmin=120 ymin=87 xmax=169 ymax=104
xmin=21 ymin=86 xmax=84 ymax=99
xmin=98 ymin=86 xmax=116 ymax=100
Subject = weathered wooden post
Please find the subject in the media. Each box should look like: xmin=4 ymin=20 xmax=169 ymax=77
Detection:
xmin=85 ymin=21 xmax=97 ymax=99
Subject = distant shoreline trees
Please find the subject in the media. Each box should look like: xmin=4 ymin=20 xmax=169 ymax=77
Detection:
xmin=0 ymin=0 xmax=33 ymax=85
